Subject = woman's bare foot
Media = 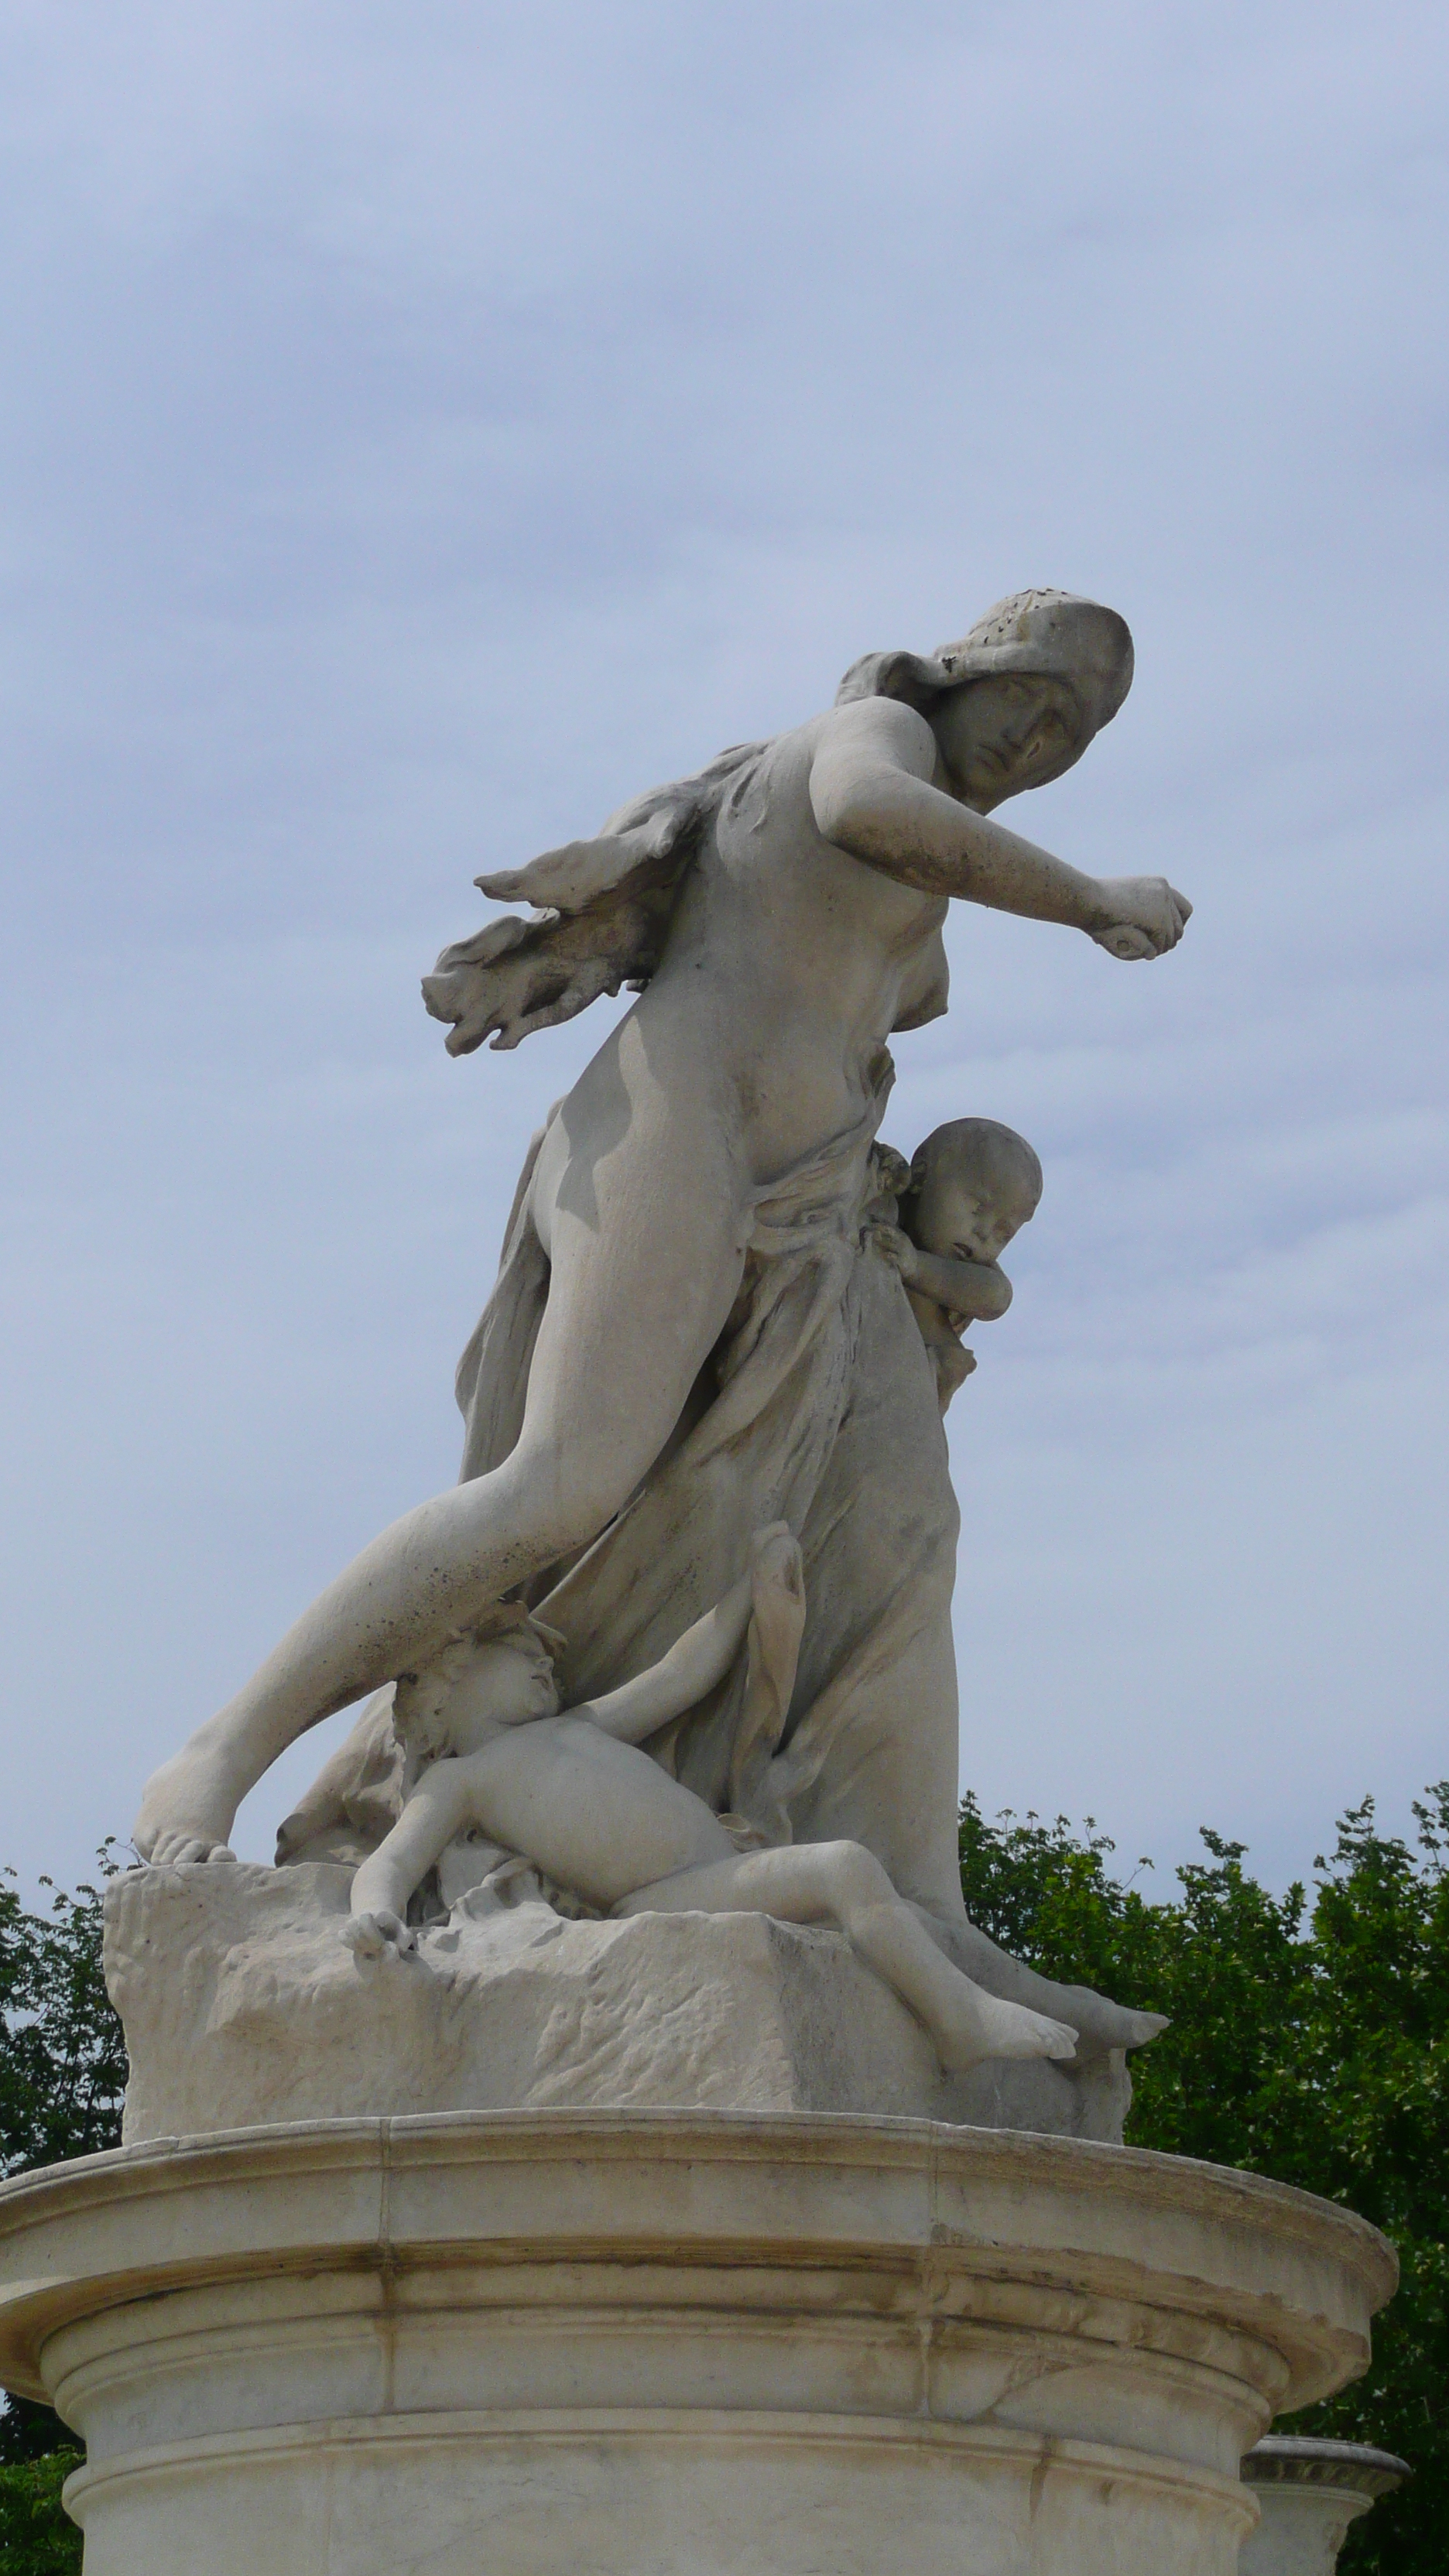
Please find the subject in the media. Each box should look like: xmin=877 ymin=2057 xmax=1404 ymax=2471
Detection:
xmin=928 ymin=1914 xmax=1168 ymax=2057
xmin=938 ymin=1982 xmax=1079 ymax=2073
xmin=1052 ymin=1991 xmax=1168 ymax=2055
xmin=133 ymin=1738 xmax=244 ymax=1866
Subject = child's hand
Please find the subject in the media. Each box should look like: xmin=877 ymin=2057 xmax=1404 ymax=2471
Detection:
xmin=865 ymin=1220 xmax=918 ymax=1279
xmin=342 ymin=1908 xmax=416 ymax=1961
xmin=741 ymin=1527 xmax=807 ymax=1759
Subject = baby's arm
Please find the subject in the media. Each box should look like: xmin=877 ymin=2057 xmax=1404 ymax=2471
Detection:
xmin=906 ymin=1245 xmax=1012 ymax=1322
xmin=577 ymin=1526 xmax=798 ymax=1747
xmin=344 ymin=1760 xmax=479 ymax=1956
xmin=574 ymin=1585 xmax=752 ymax=1745
xmin=872 ymin=1223 xmax=1012 ymax=1323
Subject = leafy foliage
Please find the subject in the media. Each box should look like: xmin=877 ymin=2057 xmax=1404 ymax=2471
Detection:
xmin=0 ymin=2451 xmax=84 ymax=2573
xmin=0 ymin=1853 xmax=126 ymax=2568
xmin=960 ymin=1787 xmax=1449 ymax=2576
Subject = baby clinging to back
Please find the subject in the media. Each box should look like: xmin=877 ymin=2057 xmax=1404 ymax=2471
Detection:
xmin=877 ymin=1118 xmax=1043 ymax=1410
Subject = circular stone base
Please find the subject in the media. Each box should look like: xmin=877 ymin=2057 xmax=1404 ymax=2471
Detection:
xmin=0 ymin=2112 xmax=1396 ymax=2576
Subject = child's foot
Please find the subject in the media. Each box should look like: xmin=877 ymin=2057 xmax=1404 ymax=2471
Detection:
xmin=133 ymin=1741 xmax=243 ymax=1866
xmin=939 ymin=1983 xmax=1079 ymax=2072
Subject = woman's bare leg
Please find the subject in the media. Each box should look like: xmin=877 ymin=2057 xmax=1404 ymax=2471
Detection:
xmin=135 ymin=1024 xmax=752 ymax=1860
xmin=617 ymin=1841 xmax=1078 ymax=2071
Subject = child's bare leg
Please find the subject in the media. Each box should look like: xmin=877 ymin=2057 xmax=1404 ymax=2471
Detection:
xmin=617 ymin=1841 xmax=1077 ymax=2071
xmin=135 ymin=1060 xmax=749 ymax=1863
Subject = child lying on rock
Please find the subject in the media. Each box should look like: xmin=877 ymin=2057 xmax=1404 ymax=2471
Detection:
xmin=875 ymin=1118 xmax=1043 ymax=1411
xmin=344 ymin=1526 xmax=1080 ymax=2075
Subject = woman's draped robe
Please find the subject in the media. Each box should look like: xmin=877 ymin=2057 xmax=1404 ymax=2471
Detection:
xmin=279 ymin=1057 xmax=967 ymax=1934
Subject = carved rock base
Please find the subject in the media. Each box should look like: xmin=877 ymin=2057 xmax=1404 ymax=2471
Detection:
xmin=0 ymin=2112 xmax=1394 ymax=2576
xmin=104 ymin=1861 xmax=1131 ymax=2143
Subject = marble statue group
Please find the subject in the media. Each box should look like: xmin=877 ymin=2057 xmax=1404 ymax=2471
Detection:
xmin=133 ymin=587 xmax=1192 ymax=2086
xmin=6 ymin=591 xmax=1406 ymax=2576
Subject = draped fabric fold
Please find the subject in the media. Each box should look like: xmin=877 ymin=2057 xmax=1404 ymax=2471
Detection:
xmin=280 ymin=1053 xmax=965 ymax=1927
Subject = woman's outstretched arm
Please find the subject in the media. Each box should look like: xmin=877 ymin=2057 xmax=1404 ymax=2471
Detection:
xmin=809 ymin=697 xmax=1190 ymax=958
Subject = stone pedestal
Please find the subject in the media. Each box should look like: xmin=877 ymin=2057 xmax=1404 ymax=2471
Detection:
xmin=0 ymin=2112 xmax=1393 ymax=2576
xmin=1240 ymin=2437 xmax=1411 ymax=2574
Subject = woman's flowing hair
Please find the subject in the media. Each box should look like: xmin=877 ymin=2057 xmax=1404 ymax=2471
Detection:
xmin=422 ymin=736 xmax=770 ymax=1056
xmin=601 ymin=735 xmax=770 ymax=847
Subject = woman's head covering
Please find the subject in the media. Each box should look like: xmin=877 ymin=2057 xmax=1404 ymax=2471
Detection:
xmin=834 ymin=588 xmax=1134 ymax=743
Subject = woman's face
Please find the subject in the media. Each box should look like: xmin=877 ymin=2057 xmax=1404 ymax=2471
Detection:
xmin=931 ymin=674 xmax=1085 ymax=811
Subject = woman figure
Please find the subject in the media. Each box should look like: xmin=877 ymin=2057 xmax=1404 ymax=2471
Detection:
xmin=137 ymin=588 xmax=1188 ymax=2060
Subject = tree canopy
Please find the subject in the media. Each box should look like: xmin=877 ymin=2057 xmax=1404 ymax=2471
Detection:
xmin=960 ymin=1785 xmax=1448 ymax=2575
xmin=3 ymin=1799 xmax=1445 ymax=2574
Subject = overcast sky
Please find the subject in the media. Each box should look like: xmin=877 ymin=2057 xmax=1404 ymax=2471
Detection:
xmin=3 ymin=1 xmax=1446 ymax=1905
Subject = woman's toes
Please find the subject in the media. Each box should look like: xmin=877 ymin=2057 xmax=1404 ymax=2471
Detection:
xmin=1127 ymin=2011 xmax=1169 ymax=2046
xmin=1042 ymin=2018 xmax=1080 ymax=2060
xmin=152 ymin=1831 xmax=237 ymax=1866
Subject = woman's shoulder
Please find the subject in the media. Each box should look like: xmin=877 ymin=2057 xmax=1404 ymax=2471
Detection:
xmin=755 ymin=700 xmax=933 ymax=767
xmin=710 ymin=715 xmax=828 ymax=838
xmin=814 ymin=692 xmax=937 ymax=769
xmin=709 ymin=699 xmax=936 ymax=860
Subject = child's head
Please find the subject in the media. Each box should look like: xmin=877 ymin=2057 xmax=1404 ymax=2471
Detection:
xmin=393 ymin=1602 xmax=564 ymax=1771
xmin=903 ymin=1119 xmax=1042 ymax=1263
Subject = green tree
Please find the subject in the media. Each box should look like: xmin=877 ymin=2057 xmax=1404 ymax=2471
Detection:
xmin=0 ymin=1855 xmax=126 ymax=2571
xmin=0 ymin=2453 xmax=84 ymax=2574
xmin=960 ymin=1786 xmax=1449 ymax=2576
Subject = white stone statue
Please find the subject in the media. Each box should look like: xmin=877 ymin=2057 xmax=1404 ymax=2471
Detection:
xmin=5 ymin=599 xmax=1404 ymax=2576
xmin=130 ymin=585 xmax=1190 ymax=2086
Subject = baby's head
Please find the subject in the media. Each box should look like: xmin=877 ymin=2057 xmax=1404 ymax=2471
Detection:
xmin=902 ymin=1119 xmax=1042 ymax=1263
xmin=392 ymin=1601 xmax=564 ymax=1773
